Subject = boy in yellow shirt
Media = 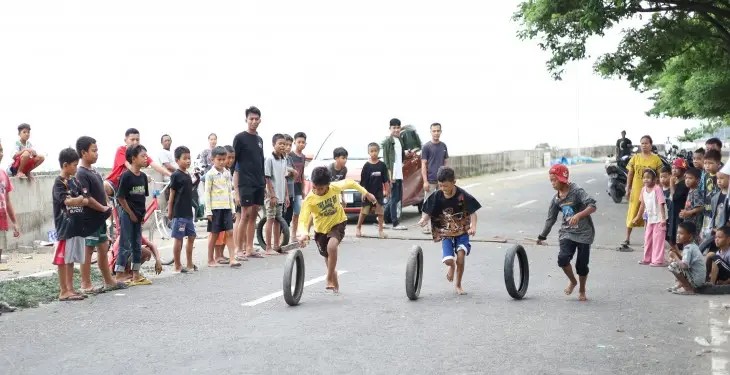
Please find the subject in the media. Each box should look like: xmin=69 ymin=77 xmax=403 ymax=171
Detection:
xmin=297 ymin=166 xmax=376 ymax=293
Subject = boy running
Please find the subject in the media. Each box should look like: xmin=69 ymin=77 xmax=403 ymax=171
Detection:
xmin=75 ymin=136 xmax=126 ymax=293
xmin=418 ymin=166 xmax=481 ymax=295
xmin=297 ymin=166 xmax=376 ymax=293
xmin=168 ymin=146 xmax=198 ymax=273
xmin=356 ymin=142 xmax=390 ymax=239
xmin=536 ymin=164 xmax=597 ymax=302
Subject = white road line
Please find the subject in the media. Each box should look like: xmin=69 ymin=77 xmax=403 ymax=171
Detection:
xmin=513 ymin=200 xmax=537 ymax=208
xmin=241 ymin=270 xmax=349 ymax=307
xmin=461 ymin=183 xmax=482 ymax=189
xmin=495 ymin=171 xmax=545 ymax=182
xmin=707 ymin=300 xmax=729 ymax=375
xmin=585 ymin=178 xmax=596 ymax=184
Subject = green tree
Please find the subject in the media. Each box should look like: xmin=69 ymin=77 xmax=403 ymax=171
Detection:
xmin=513 ymin=0 xmax=730 ymax=121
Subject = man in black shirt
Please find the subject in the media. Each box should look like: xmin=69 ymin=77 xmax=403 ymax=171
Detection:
xmin=233 ymin=106 xmax=265 ymax=259
xmin=616 ymin=130 xmax=632 ymax=162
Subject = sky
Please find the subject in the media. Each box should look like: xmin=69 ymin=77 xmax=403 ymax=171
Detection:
xmin=0 ymin=1 xmax=699 ymax=170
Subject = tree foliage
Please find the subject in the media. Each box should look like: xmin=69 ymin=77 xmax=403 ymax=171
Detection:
xmin=513 ymin=0 xmax=730 ymax=122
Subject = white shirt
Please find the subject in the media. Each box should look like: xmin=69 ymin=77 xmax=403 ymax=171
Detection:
xmin=641 ymin=185 xmax=666 ymax=224
xmin=393 ymin=138 xmax=403 ymax=180
xmin=157 ymin=149 xmax=178 ymax=181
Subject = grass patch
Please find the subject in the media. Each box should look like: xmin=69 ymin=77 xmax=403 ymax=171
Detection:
xmin=0 ymin=268 xmax=104 ymax=309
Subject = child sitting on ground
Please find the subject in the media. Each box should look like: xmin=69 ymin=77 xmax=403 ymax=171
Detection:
xmin=418 ymin=166 xmax=481 ymax=295
xmin=10 ymin=123 xmax=45 ymax=178
xmin=297 ymin=166 xmax=376 ymax=293
xmin=537 ymin=164 xmax=597 ymax=302
xmin=667 ymin=222 xmax=707 ymax=295
xmin=706 ymin=226 xmax=730 ymax=285
xmin=356 ymin=142 xmax=390 ymax=239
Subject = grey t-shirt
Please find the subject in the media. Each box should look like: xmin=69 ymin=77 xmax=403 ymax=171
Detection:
xmin=328 ymin=163 xmax=348 ymax=182
xmin=682 ymin=243 xmax=707 ymax=287
xmin=421 ymin=141 xmax=449 ymax=183
xmin=539 ymin=182 xmax=597 ymax=244
xmin=264 ymin=153 xmax=288 ymax=201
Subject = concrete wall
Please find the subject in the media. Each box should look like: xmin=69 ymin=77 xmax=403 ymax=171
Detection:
xmin=6 ymin=145 xmax=613 ymax=250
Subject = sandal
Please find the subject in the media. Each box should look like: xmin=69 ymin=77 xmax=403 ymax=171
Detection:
xmin=130 ymin=277 xmax=152 ymax=286
xmin=103 ymin=282 xmax=128 ymax=292
xmin=230 ymin=262 xmax=242 ymax=268
xmin=638 ymin=261 xmax=650 ymax=265
xmin=59 ymin=295 xmax=85 ymax=301
xmin=672 ymin=289 xmax=695 ymax=295
xmin=80 ymin=286 xmax=105 ymax=295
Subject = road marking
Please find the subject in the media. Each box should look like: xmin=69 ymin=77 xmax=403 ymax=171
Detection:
xmin=462 ymin=183 xmax=482 ymax=189
xmin=513 ymin=200 xmax=537 ymax=208
xmin=706 ymin=300 xmax=729 ymax=375
xmin=585 ymin=178 xmax=596 ymax=184
xmin=241 ymin=270 xmax=349 ymax=307
xmin=495 ymin=171 xmax=544 ymax=182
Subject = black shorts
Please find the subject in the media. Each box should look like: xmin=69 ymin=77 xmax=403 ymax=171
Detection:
xmin=239 ymin=185 xmax=265 ymax=207
xmin=314 ymin=222 xmax=346 ymax=258
xmin=712 ymin=254 xmax=730 ymax=281
xmin=207 ymin=209 xmax=233 ymax=233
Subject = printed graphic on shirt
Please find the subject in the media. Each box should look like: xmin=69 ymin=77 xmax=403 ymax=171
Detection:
xmin=316 ymin=195 xmax=338 ymax=217
xmin=561 ymin=204 xmax=577 ymax=229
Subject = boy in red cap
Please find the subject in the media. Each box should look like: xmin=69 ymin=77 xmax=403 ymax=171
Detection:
xmin=537 ymin=164 xmax=597 ymax=301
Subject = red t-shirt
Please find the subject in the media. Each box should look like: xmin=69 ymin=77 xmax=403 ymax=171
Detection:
xmin=106 ymin=145 xmax=153 ymax=186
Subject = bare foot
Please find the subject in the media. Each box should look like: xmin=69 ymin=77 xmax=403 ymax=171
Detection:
xmin=578 ymin=291 xmax=587 ymax=301
xmin=16 ymin=172 xmax=27 ymax=179
xmin=446 ymin=264 xmax=455 ymax=282
xmin=455 ymin=286 xmax=467 ymax=295
xmin=264 ymin=250 xmax=279 ymax=256
xmin=355 ymin=227 xmax=362 ymax=237
xmin=207 ymin=261 xmax=221 ymax=267
xmin=333 ymin=273 xmax=340 ymax=293
xmin=378 ymin=231 xmax=388 ymax=239
xmin=564 ymin=281 xmax=577 ymax=295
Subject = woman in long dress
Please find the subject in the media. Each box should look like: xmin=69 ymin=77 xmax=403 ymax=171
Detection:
xmin=624 ymin=135 xmax=664 ymax=247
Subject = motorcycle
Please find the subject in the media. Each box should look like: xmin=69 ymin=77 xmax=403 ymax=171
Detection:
xmin=606 ymin=154 xmax=629 ymax=203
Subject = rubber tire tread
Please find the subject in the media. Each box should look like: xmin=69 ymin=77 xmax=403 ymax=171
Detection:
xmin=257 ymin=216 xmax=290 ymax=248
xmin=405 ymin=245 xmax=424 ymax=300
xmin=283 ymin=249 xmax=305 ymax=306
xmin=504 ymin=244 xmax=529 ymax=299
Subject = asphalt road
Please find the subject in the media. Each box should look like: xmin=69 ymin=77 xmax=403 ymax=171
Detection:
xmin=1 ymin=163 xmax=729 ymax=375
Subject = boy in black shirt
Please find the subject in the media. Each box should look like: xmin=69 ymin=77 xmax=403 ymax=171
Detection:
xmin=356 ymin=143 xmax=390 ymax=239
xmin=418 ymin=166 xmax=481 ymax=295
xmin=115 ymin=145 xmax=151 ymax=285
xmin=75 ymin=136 xmax=125 ymax=293
xmin=52 ymin=148 xmax=89 ymax=301
xmin=168 ymin=146 xmax=197 ymax=273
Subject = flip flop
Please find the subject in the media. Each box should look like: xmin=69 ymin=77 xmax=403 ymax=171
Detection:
xmin=59 ymin=295 xmax=85 ymax=301
xmin=130 ymin=277 xmax=152 ymax=286
xmin=216 ymin=259 xmax=229 ymax=264
xmin=103 ymin=282 xmax=128 ymax=292
xmin=672 ymin=289 xmax=695 ymax=295
xmin=248 ymin=252 xmax=265 ymax=258
xmin=235 ymin=255 xmax=249 ymax=262
xmin=80 ymin=286 xmax=105 ymax=295
xmin=230 ymin=262 xmax=242 ymax=268
xmin=0 ymin=302 xmax=17 ymax=313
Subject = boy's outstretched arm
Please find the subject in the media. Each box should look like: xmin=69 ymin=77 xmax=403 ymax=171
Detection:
xmin=537 ymin=201 xmax=559 ymax=244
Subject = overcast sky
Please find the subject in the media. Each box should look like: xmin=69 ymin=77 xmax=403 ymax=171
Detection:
xmin=0 ymin=0 xmax=698 ymax=169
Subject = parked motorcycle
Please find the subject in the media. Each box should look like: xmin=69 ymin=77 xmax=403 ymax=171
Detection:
xmin=606 ymin=155 xmax=629 ymax=203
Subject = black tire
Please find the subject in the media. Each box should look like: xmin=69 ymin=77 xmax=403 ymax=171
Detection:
xmin=504 ymin=244 xmax=529 ymax=299
xmin=256 ymin=216 xmax=290 ymax=248
xmin=283 ymin=249 xmax=305 ymax=306
xmin=405 ymin=245 xmax=424 ymax=300
xmin=610 ymin=186 xmax=623 ymax=203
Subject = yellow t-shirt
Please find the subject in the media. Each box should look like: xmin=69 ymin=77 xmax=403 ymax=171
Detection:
xmin=298 ymin=179 xmax=368 ymax=236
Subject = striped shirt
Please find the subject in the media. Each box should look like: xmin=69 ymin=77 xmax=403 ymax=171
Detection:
xmin=204 ymin=167 xmax=235 ymax=215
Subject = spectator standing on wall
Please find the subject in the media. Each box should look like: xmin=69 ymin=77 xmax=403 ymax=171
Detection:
xmin=420 ymin=122 xmax=449 ymax=234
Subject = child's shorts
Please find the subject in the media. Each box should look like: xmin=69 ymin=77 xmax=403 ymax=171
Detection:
xmin=85 ymin=224 xmax=109 ymax=247
xmin=314 ymin=222 xmax=346 ymax=257
xmin=207 ymin=209 xmax=233 ymax=234
xmin=264 ymin=200 xmax=283 ymax=219
xmin=52 ymin=237 xmax=86 ymax=266
xmin=668 ymin=261 xmax=705 ymax=288
xmin=442 ymin=234 xmax=471 ymax=263
xmin=171 ymin=217 xmax=197 ymax=240
xmin=711 ymin=254 xmax=730 ymax=282
xmin=360 ymin=201 xmax=384 ymax=215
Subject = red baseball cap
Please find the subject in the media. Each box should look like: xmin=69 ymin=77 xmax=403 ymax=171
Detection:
xmin=549 ymin=164 xmax=570 ymax=184
xmin=672 ymin=158 xmax=688 ymax=170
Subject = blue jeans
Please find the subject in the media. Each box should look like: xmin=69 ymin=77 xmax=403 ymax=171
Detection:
xmin=388 ymin=180 xmax=403 ymax=226
xmin=116 ymin=210 xmax=142 ymax=273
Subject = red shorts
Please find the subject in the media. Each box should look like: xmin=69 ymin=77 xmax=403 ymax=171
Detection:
xmin=11 ymin=154 xmax=39 ymax=175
